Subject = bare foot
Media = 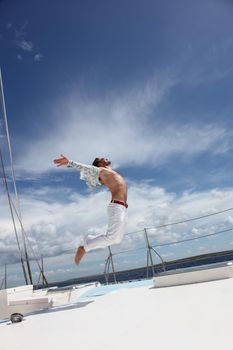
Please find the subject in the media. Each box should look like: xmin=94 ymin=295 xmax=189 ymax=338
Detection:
xmin=74 ymin=246 xmax=86 ymax=265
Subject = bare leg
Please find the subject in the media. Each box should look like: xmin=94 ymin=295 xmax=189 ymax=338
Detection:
xmin=74 ymin=246 xmax=86 ymax=265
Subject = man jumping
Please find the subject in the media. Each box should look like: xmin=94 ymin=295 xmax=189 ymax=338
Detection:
xmin=53 ymin=155 xmax=128 ymax=265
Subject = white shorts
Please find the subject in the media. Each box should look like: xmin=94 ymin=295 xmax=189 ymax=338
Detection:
xmin=84 ymin=202 xmax=127 ymax=252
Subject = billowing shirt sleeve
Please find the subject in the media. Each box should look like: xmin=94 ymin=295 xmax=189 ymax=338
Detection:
xmin=67 ymin=160 xmax=103 ymax=190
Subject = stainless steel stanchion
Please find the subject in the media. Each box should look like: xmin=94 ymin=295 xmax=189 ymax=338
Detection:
xmin=144 ymin=228 xmax=166 ymax=276
xmin=104 ymin=246 xmax=117 ymax=284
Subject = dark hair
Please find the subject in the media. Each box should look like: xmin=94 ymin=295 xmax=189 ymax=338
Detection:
xmin=92 ymin=158 xmax=100 ymax=167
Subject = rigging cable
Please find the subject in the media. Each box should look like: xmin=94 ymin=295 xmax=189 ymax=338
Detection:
xmin=145 ymin=207 xmax=233 ymax=231
xmin=0 ymin=148 xmax=29 ymax=284
xmin=124 ymin=206 xmax=233 ymax=237
xmin=0 ymin=69 xmax=23 ymax=225
xmin=9 ymin=196 xmax=48 ymax=286
xmin=0 ymin=68 xmax=33 ymax=284
xmin=111 ymin=227 xmax=233 ymax=256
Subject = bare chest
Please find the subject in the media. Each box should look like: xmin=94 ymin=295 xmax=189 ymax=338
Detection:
xmin=99 ymin=168 xmax=125 ymax=185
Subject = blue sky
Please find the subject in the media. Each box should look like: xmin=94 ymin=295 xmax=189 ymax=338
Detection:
xmin=1 ymin=0 xmax=233 ymax=286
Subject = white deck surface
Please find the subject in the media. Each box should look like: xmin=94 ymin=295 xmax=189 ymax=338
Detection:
xmin=1 ymin=277 xmax=233 ymax=350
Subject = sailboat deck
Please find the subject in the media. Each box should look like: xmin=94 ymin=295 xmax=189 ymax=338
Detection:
xmin=1 ymin=274 xmax=233 ymax=350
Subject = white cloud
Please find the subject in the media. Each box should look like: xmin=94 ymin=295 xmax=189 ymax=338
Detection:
xmin=1 ymin=183 xmax=233 ymax=287
xmin=1 ymin=183 xmax=233 ymax=266
xmin=13 ymin=22 xmax=34 ymax=53
xmin=17 ymin=54 xmax=23 ymax=60
xmin=15 ymin=39 xmax=33 ymax=52
xmin=34 ymin=54 xmax=43 ymax=62
xmin=14 ymin=74 xmax=232 ymax=174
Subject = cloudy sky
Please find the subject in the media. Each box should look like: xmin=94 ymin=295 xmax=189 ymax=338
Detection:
xmin=0 ymin=0 xmax=233 ymax=287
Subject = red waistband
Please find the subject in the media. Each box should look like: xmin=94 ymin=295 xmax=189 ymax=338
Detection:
xmin=111 ymin=200 xmax=128 ymax=208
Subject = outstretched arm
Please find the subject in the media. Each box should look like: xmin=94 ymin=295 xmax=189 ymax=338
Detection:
xmin=53 ymin=154 xmax=102 ymax=189
xmin=53 ymin=154 xmax=96 ymax=172
xmin=53 ymin=154 xmax=69 ymax=167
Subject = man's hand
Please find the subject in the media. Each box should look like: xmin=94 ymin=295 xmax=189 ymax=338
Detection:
xmin=53 ymin=154 xmax=69 ymax=167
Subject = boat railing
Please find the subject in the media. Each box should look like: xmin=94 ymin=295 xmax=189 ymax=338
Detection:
xmin=103 ymin=225 xmax=233 ymax=284
xmin=101 ymin=205 xmax=233 ymax=283
xmin=104 ymin=228 xmax=166 ymax=284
